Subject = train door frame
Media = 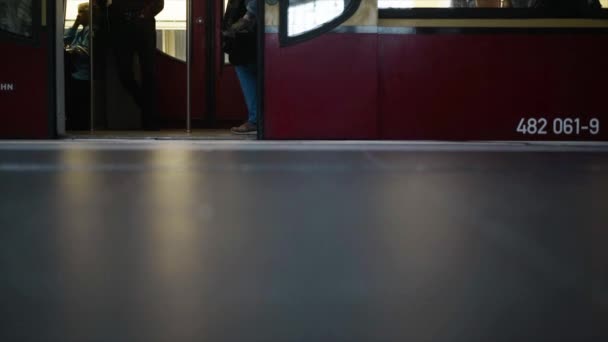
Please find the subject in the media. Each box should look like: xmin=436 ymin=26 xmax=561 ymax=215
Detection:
xmin=53 ymin=0 xmax=262 ymax=138
xmin=256 ymin=0 xmax=265 ymax=139
xmin=55 ymin=0 xmax=66 ymax=137
xmin=55 ymin=0 xmax=95 ymax=136
xmin=0 ymin=0 xmax=53 ymax=139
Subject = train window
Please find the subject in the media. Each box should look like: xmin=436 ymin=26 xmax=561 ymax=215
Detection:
xmin=280 ymin=0 xmax=362 ymax=46
xmin=287 ymin=0 xmax=349 ymax=36
xmin=0 ymin=0 xmax=37 ymax=40
xmin=378 ymin=0 xmax=523 ymax=7
xmin=64 ymin=0 xmax=186 ymax=60
xmin=155 ymin=0 xmax=187 ymax=61
xmin=378 ymin=0 xmax=608 ymax=17
xmin=380 ymin=0 xmax=450 ymax=7
xmin=378 ymin=0 xmax=608 ymax=8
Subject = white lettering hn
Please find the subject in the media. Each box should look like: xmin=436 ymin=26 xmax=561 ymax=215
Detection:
xmin=1 ymin=83 xmax=15 ymax=91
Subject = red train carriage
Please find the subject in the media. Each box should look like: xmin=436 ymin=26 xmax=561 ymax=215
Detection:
xmin=1 ymin=0 xmax=607 ymax=140
xmin=0 ymin=0 xmax=50 ymax=138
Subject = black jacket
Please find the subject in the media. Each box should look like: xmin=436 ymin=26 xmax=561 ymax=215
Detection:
xmin=223 ymin=0 xmax=257 ymax=65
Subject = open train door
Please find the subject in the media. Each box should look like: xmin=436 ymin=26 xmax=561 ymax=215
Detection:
xmin=155 ymin=0 xmax=249 ymax=130
xmin=263 ymin=0 xmax=378 ymax=139
xmin=59 ymin=0 xmax=249 ymax=132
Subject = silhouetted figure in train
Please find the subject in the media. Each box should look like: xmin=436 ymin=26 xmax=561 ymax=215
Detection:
xmin=109 ymin=0 xmax=164 ymax=130
xmin=224 ymin=0 xmax=258 ymax=135
xmin=64 ymin=2 xmax=91 ymax=130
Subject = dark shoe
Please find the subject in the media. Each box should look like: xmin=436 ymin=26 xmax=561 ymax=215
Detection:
xmin=231 ymin=122 xmax=257 ymax=135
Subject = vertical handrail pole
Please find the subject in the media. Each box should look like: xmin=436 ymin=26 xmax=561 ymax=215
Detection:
xmin=89 ymin=0 xmax=94 ymax=132
xmin=187 ymin=0 xmax=192 ymax=133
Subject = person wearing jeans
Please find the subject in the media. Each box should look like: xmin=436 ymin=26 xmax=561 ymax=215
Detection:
xmin=234 ymin=63 xmax=257 ymax=133
xmin=223 ymin=0 xmax=258 ymax=135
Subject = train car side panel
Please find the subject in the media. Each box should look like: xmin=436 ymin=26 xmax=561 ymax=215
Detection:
xmin=0 ymin=38 xmax=49 ymax=138
xmin=264 ymin=33 xmax=378 ymax=139
xmin=379 ymin=33 xmax=608 ymax=140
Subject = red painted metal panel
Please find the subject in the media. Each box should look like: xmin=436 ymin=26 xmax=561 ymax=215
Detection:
xmin=264 ymin=33 xmax=378 ymax=139
xmin=155 ymin=0 xmax=246 ymax=126
xmin=156 ymin=52 xmax=187 ymax=123
xmin=0 ymin=36 xmax=49 ymax=138
xmin=155 ymin=58 xmax=246 ymax=126
xmin=216 ymin=65 xmax=248 ymax=121
xmin=379 ymin=34 xmax=608 ymax=141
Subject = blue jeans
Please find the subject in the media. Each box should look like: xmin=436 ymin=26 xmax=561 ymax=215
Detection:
xmin=235 ymin=63 xmax=258 ymax=125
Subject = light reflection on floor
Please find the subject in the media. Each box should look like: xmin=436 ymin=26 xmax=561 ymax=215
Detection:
xmin=65 ymin=129 xmax=257 ymax=140
xmin=0 ymin=141 xmax=606 ymax=341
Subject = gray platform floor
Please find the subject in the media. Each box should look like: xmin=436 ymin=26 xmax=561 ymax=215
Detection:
xmin=1 ymin=141 xmax=607 ymax=341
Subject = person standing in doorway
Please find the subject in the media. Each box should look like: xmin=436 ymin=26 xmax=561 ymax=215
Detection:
xmin=64 ymin=2 xmax=91 ymax=130
xmin=223 ymin=0 xmax=258 ymax=135
xmin=109 ymin=0 xmax=164 ymax=130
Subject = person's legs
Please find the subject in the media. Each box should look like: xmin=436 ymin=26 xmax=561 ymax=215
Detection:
xmin=111 ymin=16 xmax=143 ymax=109
xmin=135 ymin=17 xmax=160 ymax=130
xmin=234 ymin=63 xmax=258 ymax=125
xmin=66 ymin=79 xmax=90 ymax=130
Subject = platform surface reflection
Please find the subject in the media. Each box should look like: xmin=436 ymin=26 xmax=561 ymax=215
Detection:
xmin=0 ymin=141 xmax=607 ymax=341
